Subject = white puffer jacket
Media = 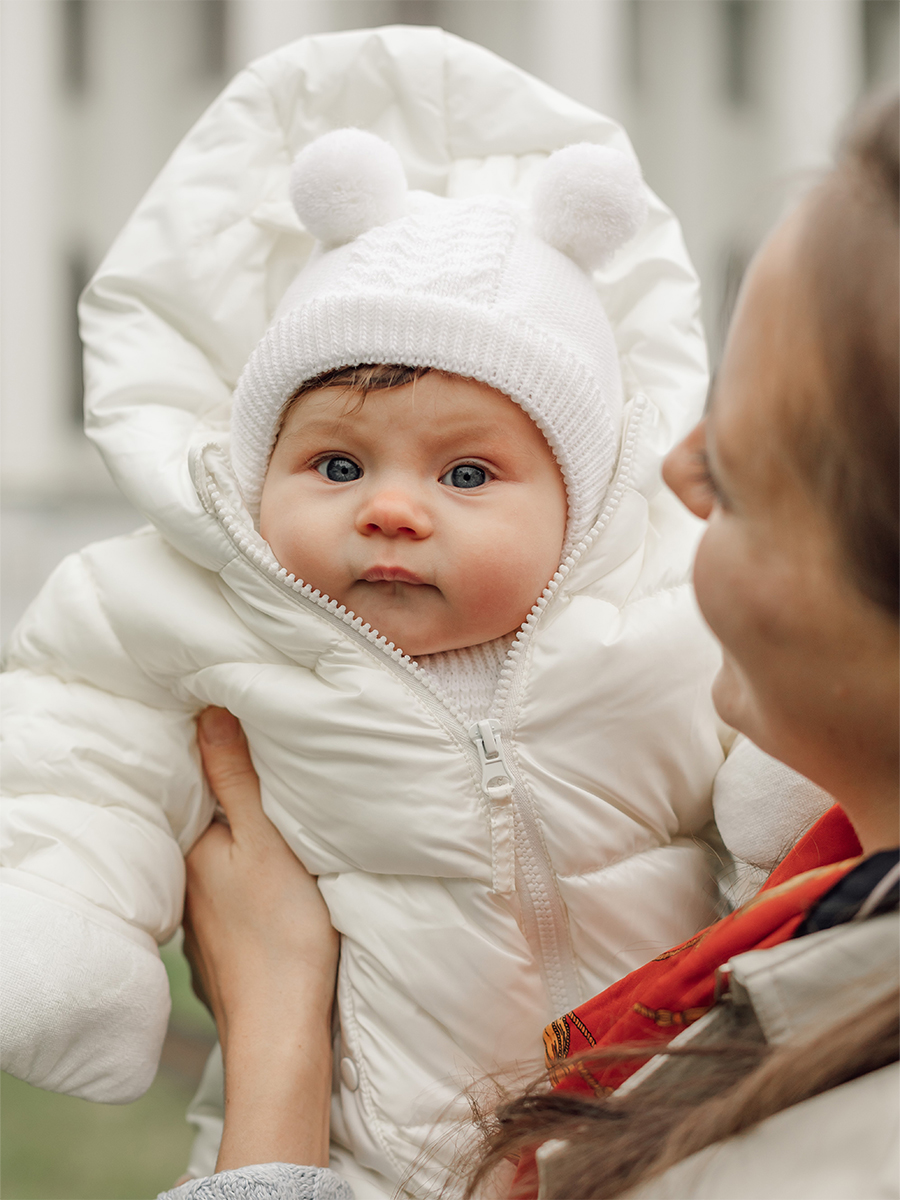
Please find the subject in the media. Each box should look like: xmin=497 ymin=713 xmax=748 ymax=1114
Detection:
xmin=2 ymin=27 xmax=730 ymax=1197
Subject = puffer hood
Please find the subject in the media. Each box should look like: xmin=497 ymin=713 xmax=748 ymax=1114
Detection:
xmin=79 ymin=24 xmax=708 ymax=574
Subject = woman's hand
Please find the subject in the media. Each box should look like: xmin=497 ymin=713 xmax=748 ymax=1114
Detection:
xmin=183 ymin=706 xmax=339 ymax=1171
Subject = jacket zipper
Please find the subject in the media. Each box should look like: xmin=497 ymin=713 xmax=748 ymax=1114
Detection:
xmin=469 ymin=719 xmax=515 ymax=895
xmin=192 ymin=394 xmax=646 ymax=1018
xmin=486 ymin=398 xmax=645 ymax=1014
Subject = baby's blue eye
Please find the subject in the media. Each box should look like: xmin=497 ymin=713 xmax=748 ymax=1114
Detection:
xmin=442 ymin=464 xmax=488 ymax=489
xmin=317 ymin=457 xmax=361 ymax=482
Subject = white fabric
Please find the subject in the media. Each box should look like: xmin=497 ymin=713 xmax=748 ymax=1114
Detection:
xmin=713 ymin=735 xmax=833 ymax=872
xmin=416 ymin=635 xmax=513 ymax=723
xmin=1 ymin=27 xmax=733 ymax=1197
xmin=0 ymin=876 xmax=170 ymax=1103
xmin=532 ymin=142 xmax=647 ymax=271
xmin=728 ymin=914 xmax=899 ymax=1044
xmin=628 ymin=1066 xmax=899 ymax=1200
xmin=289 ymin=128 xmax=408 ymax=246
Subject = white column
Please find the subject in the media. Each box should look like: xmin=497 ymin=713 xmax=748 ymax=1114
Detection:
xmin=529 ymin=0 xmax=629 ymax=122
xmin=0 ymin=0 xmax=67 ymax=495
xmin=82 ymin=0 xmax=214 ymax=247
xmin=762 ymin=0 xmax=864 ymax=185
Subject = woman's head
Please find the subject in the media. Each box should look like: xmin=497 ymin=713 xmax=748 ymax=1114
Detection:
xmin=666 ymin=95 xmax=899 ymax=849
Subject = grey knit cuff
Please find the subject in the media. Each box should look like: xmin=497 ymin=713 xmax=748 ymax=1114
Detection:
xmin=159 ymin=1163 xmax=354 ymax=1200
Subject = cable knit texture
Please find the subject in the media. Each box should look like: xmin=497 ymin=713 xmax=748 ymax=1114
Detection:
xmin=416 ymin=634 xmax=514 ymax=723
xmin=158 ymin=1164 xmax=354 ymax=1200
xmin=232 ymin=179 xmax=633 ymax=549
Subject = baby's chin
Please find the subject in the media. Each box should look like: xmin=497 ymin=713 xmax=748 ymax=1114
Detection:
xmin=336 ymin=584 xmax=522 ymax=658
xmin=368 ymin=626 xmax=471 ymax=659
xmin=386 ymin=626 xmax=519 ymax=659
xmin=351 ymin=612 xmax=510 ymax=659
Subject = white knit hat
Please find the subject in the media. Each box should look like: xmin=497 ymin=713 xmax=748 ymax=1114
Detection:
xmin=231 ymin=128 xmax=647 ymax=547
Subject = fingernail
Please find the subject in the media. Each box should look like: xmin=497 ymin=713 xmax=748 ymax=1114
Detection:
xmin=199 ymin=707 xmax=240 ymax=744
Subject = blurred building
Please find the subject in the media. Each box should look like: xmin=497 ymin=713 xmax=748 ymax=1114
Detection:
xmin=1 ymin=0 xmax=898 ymax=631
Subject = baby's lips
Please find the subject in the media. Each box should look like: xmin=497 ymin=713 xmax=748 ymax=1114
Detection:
xmin=359 ymin=566 xmax=428 ymax=586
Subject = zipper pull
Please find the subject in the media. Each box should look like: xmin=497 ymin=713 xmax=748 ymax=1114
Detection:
xmin=469 ymin=721 xmax=515 ymax=895
xmin=469 ymin=720 xmax=512 ymax=800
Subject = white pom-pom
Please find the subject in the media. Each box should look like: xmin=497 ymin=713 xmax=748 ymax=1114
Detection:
xmin=290 ymin=128 xmax=407 ymax=246
xmin=533 ymin=143 xmax=648 ymax=271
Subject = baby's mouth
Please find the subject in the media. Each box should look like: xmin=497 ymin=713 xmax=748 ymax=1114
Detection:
xmin=359 ymin=566 xmax=427 ymax=586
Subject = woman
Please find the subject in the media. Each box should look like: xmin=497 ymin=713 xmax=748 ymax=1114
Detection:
xmin=164 ymin=94 xmax=898 ymax=1199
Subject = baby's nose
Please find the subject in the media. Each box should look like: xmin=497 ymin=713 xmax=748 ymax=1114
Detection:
xmin=355 ymin=487 xmax=432 ymax=539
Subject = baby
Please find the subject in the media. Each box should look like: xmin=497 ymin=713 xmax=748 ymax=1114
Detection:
xmin=1 ymin=33 xmax=809 ymax=1198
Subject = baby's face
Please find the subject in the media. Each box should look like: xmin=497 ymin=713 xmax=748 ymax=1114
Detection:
xmin=259 ymin=373 xmax=567 ymax=656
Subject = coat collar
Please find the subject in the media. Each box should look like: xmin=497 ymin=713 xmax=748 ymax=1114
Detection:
xmin=727 ymin=911 xmax=899 ymax=1045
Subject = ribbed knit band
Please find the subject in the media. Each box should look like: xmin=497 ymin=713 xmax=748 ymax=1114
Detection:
xmin=232 ymin=293 xmax=620 ymax=547
xmin=416 ymin=634 xmax=514 ymax=722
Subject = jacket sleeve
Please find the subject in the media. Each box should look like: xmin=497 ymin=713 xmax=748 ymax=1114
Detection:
xmin=713 ymin=735 xmax=833 ymax=881
xmin=1 ymin=544 xmax=212 ymax=1102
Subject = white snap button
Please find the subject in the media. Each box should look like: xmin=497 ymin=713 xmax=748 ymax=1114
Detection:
xmin=340 ymin=1056 xmax=359 ymax=1091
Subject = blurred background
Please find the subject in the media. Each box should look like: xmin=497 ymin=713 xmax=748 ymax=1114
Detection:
xmin=0 ymin=0 xmax=897 ymax=1195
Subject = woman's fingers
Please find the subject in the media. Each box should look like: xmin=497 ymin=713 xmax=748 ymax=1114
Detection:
xmin=197 ymin=706 xmax=263 ymax=831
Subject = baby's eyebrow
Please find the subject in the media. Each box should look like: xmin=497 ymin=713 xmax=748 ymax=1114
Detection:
xmin=278 ymin=416 xmax=347 ymax=442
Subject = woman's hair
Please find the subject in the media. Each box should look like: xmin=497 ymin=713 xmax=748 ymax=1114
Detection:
xmin=465 ymin=988 xmax=899 ymax=1199
xmin=463 ymin=93 xmax=900 ymax=1200
xmin=792 ymin=92 xmax=899 ymax=615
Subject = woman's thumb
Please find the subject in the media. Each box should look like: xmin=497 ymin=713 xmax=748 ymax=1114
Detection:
xmin=197 ymin=706 xmax=262 ymax=826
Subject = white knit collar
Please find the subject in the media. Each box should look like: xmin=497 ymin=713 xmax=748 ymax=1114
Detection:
xmin=415 ymin=634 xmax=515 ymax=723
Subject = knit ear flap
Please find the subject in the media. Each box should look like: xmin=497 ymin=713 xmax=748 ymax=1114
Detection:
xmin=532 ymin=143 xmax=648 ymax=271
xmin=290 ymin=128 xmax=408 ymax=246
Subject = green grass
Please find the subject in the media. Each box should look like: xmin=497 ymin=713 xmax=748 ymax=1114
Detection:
xmin=0 ymin=1068 xmax=197 ymax=1199
xmin=1 ymin=934 xmax=218 ymax=1200
xmin=161 ymin=932 xmax=216 ymax=1043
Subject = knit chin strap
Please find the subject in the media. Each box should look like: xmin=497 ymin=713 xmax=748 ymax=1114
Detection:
xmin=415 ymin=634 xmax=515 ymax=722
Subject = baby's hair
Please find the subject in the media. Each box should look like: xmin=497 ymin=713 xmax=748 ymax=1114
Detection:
xmin=281 ymin=362 xmax=432 ymax=423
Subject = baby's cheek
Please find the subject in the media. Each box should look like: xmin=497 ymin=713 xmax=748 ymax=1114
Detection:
xmin=260 ymin=503 xmax=318 ymax=584
xmin=461 ymin=544 xmax=547 ymax=624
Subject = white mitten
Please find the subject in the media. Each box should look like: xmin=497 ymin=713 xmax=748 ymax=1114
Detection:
xmin=1 ymin=877 xmax=170 ymax=1102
